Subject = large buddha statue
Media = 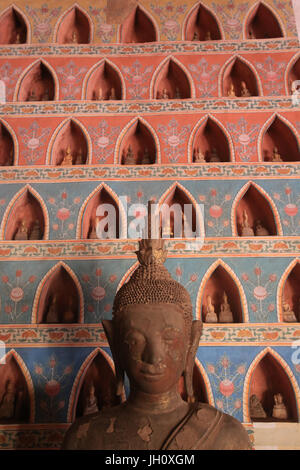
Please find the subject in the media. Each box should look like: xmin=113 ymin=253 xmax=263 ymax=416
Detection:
xmin=62 ymin=206 xmax=252 ymax=450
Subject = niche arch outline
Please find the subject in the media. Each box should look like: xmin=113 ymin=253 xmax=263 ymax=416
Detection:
xmin=46 ymin=117 xmax=92 ymax=165
xmin=242 ymin=1 xmax=285 ymax=40
xmin=188 ymin=114 xmax=235 ymax=163
xmin=194 ymin=358 xmax=215 ymax=406
xmin=230 ymin=180 xmax=283 ymax=237
xmin=0 ymin=184 xmax=49 ymax=240
xmin=277 ymin=258 xmax=300 ymax=323
xmin=0 ymin=4 xmax=31 ymax=44
xmin=117 ymin=3 xmax=160 ymax=44
xmin=76 ymin=182 xmax=127 ymax=240
xmin=13 ymin=59 xmax=59 ymax=102
xmin=218 ymin=54 xmax=263 ymax=97
xmin=195 ymin=258 xmax=248 ymax=322
xmin=114 ymin=116 xmax=161 ymax=165
xmin=0 ymin=348 xmax=35 ymax=423
xmin=181 ymin=1 xmax=225 ymax=41
xmin=149 ymin=55 xmax=196 ymax=100
xmin=0 ymin=117 xmax=19 ymax=165
xmin=242 ymin=347 xmax=300 ymax=423
xmin=81 ymin=58 xmax=126 ymax=100
xmin=67 ymin=347 xmax=122 ymax=423
xmin=53 ymin=3 xmax=94 ymax=44
xmin=31 ymin=260 xmax=84 ymax=324
xmin=257 ymin=112 xmax=300 ymax=163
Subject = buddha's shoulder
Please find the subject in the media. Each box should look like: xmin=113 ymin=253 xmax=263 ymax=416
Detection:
xmin=177 ymin=403 xmax=252 ymax=450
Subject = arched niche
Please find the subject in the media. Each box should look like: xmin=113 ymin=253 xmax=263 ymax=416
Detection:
xmin=56 ymin=6 xmax=91 ymax=44
xmin=3 ymin=188 xmax=45 ymax=241
xmin=154 ymin=58 xmax=191 ymax=100
xmin=0 ymin=353 xmax=31 ymax=424
xmin=261 ymin=116 xmax=300 ymax=162
xmin=281 ymin=261 xmax=300 ymax=323
xmin=192 ymin=117 xmax=231 ymax=163
xmin=0 ymin=121 xmax=14 ymax=166
xmin=85 ymin=60 xmax=123 ymax=101
xmin=79 ymin=185 xmax=121 ymax=240
xmin=246 ymin=2 xmax=283 ymax=39
xmin=287 ymin=56 xmax=300 ymax=95
xmin=235 ymin=184 xmax=278 ymax=237
xmin=50 ymin=120 xmax=88 ymax=166
xmin=36 ymin=264 xmax=81 ymax=324
xmin=158 ymin=183 xmax=202 ymax=238
xmin=249 ymin=352 xmax=298 ymax=422
xmin=120 ymin=6 xmax=157 ymax=43
xmin=17 ymin=61 xmax=55 ymax=102
xmin=75 ymin=351 xmax=119 ymax=419
xmin=201 ymin=265 xmax=243 ymax=323
xmin=222 ymin=57 xmax=259 ymax=97
xmin=120 ymin=119 xmax=156 ymax=165
xmin=179 ymin=364 xmax=209 ymax=404
xmin=184 ymin=3 xmax=222 ymax=41
xmin=0 ymin=6 xmax=27 ymax=44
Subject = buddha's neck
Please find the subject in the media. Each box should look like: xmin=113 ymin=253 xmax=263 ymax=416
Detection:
xmin=127 ymin=388 xmax=187 ymax=415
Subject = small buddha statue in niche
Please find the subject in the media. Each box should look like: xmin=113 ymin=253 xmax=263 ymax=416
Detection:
xmin=192 ymin=31 xmax=199 ymax=41
xmin=227 ymin=83 xmax=236 ymax=97
xmin=204 ymin=31 xmax=211 ymax=41
xmin=209 ymin=147 xmax=220 ymax=162
xmin=254 ymin=219 xmax=269 ymax=237
xmin=219 ymin=292 xmax=234 ymax=323
xmin=123 ymin=145 xmax=135 ymax=165
xmin=88 ymin=217 xmax=99 ymax=239
xmin=62 ymin=206 xmax=252 ymax=450
xmin=241 ymin=209 xmax=254 ymax=237
xmin=193 ymin=147 xmax=206 ymax=163
xmin=29 ymin=219 xmax=41 ymax=240
xmin=14 ymin=220 xmax=28 ymax=241
xmin=205 ymin=295 xmax=218 ymax=323
xmin=42 ymin=88 xmax=50 ymax=101
xmin=141 ymin=147 xmax=151 ymax=165
xmin=83 ymin=382 xmax=99 ymax=416
xmin=96 ymin=87 xmax=103 ymax=101
xmin=240 ymin=81 xmax=251 ymax=97
xmin=272 ymin=147 xmax=283 ymax=162
xmin=249 ymin=394 xmax=267 ymax=419
xmin=72 ymin=31 xmax=78 ymax=44
xmin=282 ymin=298 xmax=297 ymax=322
xmin=272 ymin=393 xmax=288 ymax=420
xmin=28 ymin=89 xmax=37 ymax=102
xmin=174 ymin=87 xmax=181 ymax=99
xmin=15 ymin=33 xmax=21 ymax=44
xmin=161 ymin=218 xmax=174 ymax=238
xmin=46 ymin=294 xmax=60 ymax=323
xmin=61 ymin=146 xmax=73 ymax=166
xmin=109 ymin=88 xmax=116 ymax=100
xmin=0 ymin=381 xmax=17 ymax=420
xmin=161 ymin=88 xmax=170 ymax=99
xmin=62 ymin=298 xmax=76 ymax=323
xmin=75 ymin=148 xmax=83 ymax=165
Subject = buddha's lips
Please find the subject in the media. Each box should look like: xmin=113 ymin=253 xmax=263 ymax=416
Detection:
xmin=140 ymin=366 xmax=165 ymax=376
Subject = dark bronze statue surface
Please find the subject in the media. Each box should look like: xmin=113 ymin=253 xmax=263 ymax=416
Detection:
xmin=62 ymin=211 xmax=252 ymax=450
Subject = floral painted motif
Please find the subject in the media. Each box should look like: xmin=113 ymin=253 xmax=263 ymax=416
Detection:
xmin=158 ymin=118 xmax=191 ymax=163
xmin=25 ymin=4 xmax=62 ymax=43
xmin=89 ymin=6 xmax=115 ymax=43
xmin=241 ymin=266 xmax=277 ymax=321
xmin=1 ymin=270 xmax=36 ymax=322
xmin=56 ymin=61 xmax=87 ymax=100
xmin=18 ymin=121 xmax=51 ymax=164
xmin=188 ymin=59 xmax=220 ymax=97
xmin=34 ymin=355 xmax=72 ymax=421
xmin=273 ymin=186 xmax=300 ymax=235
xmin=122 ymin=61 xmax=153 ymax=100
xmin=172 ymin=265 xmax=199 ymax=298
xmin=226 ymin=117 xmax=260 ymax=162
xmin=198 ymin=189 xmax=232 ymax=236
xmin=273 ymin=0 xmax=298 ymax=36
xmin=88 ymin=121 xmax=120 ymax=163
xmin=0 ymin=62 xmax=22 ymax=101
xmin=206 ymin=355 xmax=246 ymax=416
xmin=211 ymin=1 xmax=249 ymax=39
xmin=255 ymin=56 xmax=286 ymax=95
xmin=150 ymin=2 xmax=187 ymax=41
xmin=82 ymin=267 xmax=118 ymax=321
xmin=47 ymin=190 xmax=81 ymax=239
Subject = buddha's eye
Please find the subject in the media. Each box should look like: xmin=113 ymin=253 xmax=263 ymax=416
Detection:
xmin=125 ymin=331 xmax=145 ymax=350
xmin=162 ymin=328 xmax=180 ymax=342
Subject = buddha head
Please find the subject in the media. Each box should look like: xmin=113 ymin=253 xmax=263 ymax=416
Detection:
xmin=103 ymin=235 xmax=202 ymax=403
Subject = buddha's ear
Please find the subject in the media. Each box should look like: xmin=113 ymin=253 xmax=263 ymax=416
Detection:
xmin=184 ymin=320 xmax=202 ymax=403
xmin=102 ymin=319 xmax=124 ymax=397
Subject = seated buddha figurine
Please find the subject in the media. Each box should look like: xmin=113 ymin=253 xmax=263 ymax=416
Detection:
xmin=227 ymin=83 xmax=236 ymax=97
xmin=254 ymin=219 xmax=269 ymax=237
xmin=249 ymin=394 xmax=267 ymax=420
xmin=240 ymin=209 xmax=254 ymax=237
xmin=83 ymin=382 xmax=99 ymax=416
xmin=219 ymin=292 xmax=234 ymax=323
xmin=205 ymin=295 xmax=218 ymax=323
xmin=14 ymin=220 xmax=28 ymax=241
xmin=62 ymin=211 xmax=252 ymax=450
xmin=282 ymin=298 xmax=297 ymax=323
xmin=272 ymin=147 xmax=283 ymax=163
xmin=141 ymin=147 xmax=151 ymax=165
xmin=123 ymin=145 xmax=135 ymax=165
xmin=240 ymin=81 xmax=251 ymax=97
xmin=272 ymin=393 xmax=288 ymax=420
xmin=61 ymin=146 xmax=73 ymax=166
xmin=109 ymin=88 xmax=117 ymax=100
xmin=29 ymin=219 xmax=41 ymax=240
xmin=209 ymin=147 xmax=220 ymax=162
xmin=0 ymin=381 xmax=17 ymax=420
xmin=193 ymin=147 xmax=206 ymax=163
xmin=46 ymin=294 xmax=60 ymax=323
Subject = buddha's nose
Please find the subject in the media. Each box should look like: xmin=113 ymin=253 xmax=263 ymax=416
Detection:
xmin=142 ymin=339 xmax=164 ymax=366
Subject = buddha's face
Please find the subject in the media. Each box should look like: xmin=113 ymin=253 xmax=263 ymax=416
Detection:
xmin=117 ymin=303 xmax=189 ymax=395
